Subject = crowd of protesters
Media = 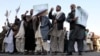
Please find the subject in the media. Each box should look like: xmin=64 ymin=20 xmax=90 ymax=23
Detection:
xmin=0 ymin=4 xmax=100 ymax=55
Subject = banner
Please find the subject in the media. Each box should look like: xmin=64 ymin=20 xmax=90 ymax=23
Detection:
xmin=16 ymin=6 xmax=20 ymax=15
xmin=5 ymin=10 xmax=8 ymax=17
xmin=5 ymin=10 xmax=11 ymax=18
xmin=33 ymin=4 xmax=48 ymax=15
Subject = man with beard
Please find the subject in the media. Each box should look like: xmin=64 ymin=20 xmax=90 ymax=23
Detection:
xmin=24 ymin=9 xmax=36 ymax=54
xmin=49 ymin=5 xmax=65 ymax=53
xmin=66 ymin=4 xmax=88 ymax=55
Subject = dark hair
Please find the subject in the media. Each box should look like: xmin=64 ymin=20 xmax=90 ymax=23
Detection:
xmin=57 ymin=5 xmax=61 ymax=9
xmin=14 ymin=18 xmax=20 ymax=25
xmin=21 ymin=14 xmax=26 ymax=21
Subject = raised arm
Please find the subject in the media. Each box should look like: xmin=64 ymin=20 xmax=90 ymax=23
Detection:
xmin=6 ymin=18 xmax=11 ymax=27
xmin=49 ymin=8 xmax=55 ymax=19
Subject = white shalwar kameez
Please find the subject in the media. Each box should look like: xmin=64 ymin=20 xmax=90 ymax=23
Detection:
xmin=3 ymin=30 xmax=14 ymax=53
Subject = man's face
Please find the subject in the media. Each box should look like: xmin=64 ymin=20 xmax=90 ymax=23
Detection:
xmin=70 ymin=4 xmax=76 ymax=11
xmin=56 ymin=6 xmax=61 ymax=12
xmin=86 ymin=29 xmax=89 ymax=32
xmin=26 ymin=16 xmax=31 ymax=22
xmin=30 ymin=9 xmax=33 ymax=16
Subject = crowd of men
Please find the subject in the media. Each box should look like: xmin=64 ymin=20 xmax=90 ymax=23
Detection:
xmin=0 ymin=4 xmax=100 ymax=55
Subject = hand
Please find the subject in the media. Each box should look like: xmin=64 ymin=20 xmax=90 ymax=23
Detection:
xmin=26 ymin=10 xmax=28 ymax=13
xmin=4 ymin=22 xmax=6 ymax=25
xmin=30 ymin=9 xmax=33 ymax=16
xmin=54 ymin=20 xmax=57 ymax=24
xmin=6 ymin=18 xmax=9 ymax=21
xmin=72 ymin=18 xmax=77 ymax=21
xmin=25 ymin=10 xmax=28 ymax=15
xmin=37 ymin=15 xmax=40 ymax=18
xmin=51 ymin=7 xmax=54 ymax=11
xmin=19 ymin=38 xmax=22 ymax=40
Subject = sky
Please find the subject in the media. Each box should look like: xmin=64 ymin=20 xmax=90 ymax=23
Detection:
xmin=0 ymin=0 xmax=100 ymax=35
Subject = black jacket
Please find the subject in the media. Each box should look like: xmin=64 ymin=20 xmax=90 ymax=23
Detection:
xmin=49 ymin=10 xmax=65 ymax=30
xmin=67 ymin=10 xmax=76 ymax=30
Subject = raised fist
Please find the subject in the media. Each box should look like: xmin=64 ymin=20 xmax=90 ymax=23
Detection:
xmin=51 ymin=8 xmax=54 ymax=11
xmin=25 ymin=10 xmax=28 ymax=14
xmin=6 ymin=18 xmax=8 ymax=21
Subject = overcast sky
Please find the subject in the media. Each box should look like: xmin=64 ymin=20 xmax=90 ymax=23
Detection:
xmin=0 ymin=0 xmax=100 ymax=35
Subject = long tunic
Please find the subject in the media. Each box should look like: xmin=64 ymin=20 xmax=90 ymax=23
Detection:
xmin=40 ymin=16 xmax=50 ymax=41
xmin=48 ymin=11 xmax=65 ymax=52
xmin=49 ymin=24 xmax=65 ymax=52
xmin=40 ymin=16 xmax=51 ymax=51
xmin=15 ymin=21 xmax=25 ymax=52
xmin=35 ymin=22 xmax=43 ymax=52
xmin=0 ymin=29 xmax=7 ymax=51
xmin=24 ymin=19 xmax=36 ymax=51
xmin=3 ymin=29 xmax=14 ymax=53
